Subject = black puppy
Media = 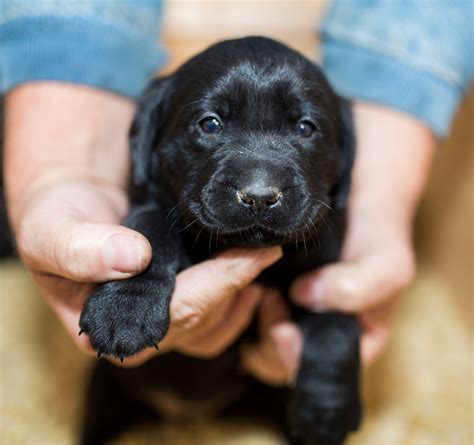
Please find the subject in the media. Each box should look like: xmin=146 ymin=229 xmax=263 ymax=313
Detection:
xmin=79 ymin=37 xmax=361 ymax=445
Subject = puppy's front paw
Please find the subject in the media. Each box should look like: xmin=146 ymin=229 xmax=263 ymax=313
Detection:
xmin=79 ymin=276 xmax=173 ymax=359
xmin=288 ymin=388 xmax=361 ymax=445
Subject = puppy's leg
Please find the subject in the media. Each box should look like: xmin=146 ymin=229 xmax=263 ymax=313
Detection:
xmin=288 ymin=312 xmax=362 ymax=445
xmin=79 ymin=361 xmax=156 ymax=445
xmin=79 ymin=203 xmax=188 ymax=358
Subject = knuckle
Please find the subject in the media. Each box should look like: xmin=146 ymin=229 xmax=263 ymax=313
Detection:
xmin=335 ymin=276 xmax=362 ymax=302
xmin=63 ymin=234 xmax=81 ymax=271
xmin=172 ymin=304 xmax=204 ymax=330
xmin=63 ymin=232 xmax=91 ymax=277
xmin=62 ymin=229 xmax=103 ymax=280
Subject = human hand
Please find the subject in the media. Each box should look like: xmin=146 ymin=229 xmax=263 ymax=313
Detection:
xmin=4 ymin=83 xmax=282 ymax=366
xmin=241 ymin=102 xmax=436 ymax=385
xmin=4 ymin=83 xmax=147 ymax=355
xmin=126 ymin=246 xmax=282 ymax=366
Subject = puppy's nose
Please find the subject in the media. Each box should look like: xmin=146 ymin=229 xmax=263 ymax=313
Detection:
xmin=237 ymin=185 xmax=282 ymax=211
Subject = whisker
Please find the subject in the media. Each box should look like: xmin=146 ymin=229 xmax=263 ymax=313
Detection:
xmin=215 ymin=225 xmax=221 ymax=248
xmin=208 ymin=228 xmax=213 ymax=254
xmin=177 ymin=219 xmax=198 ymax=233
xmin=312 ymin=198 xmax=335 ymax=213
xmin=166 ymin=194 xmax=200 ymax=220
xmin=168 ymin=207 xmax=190 ymax=234
xmin=191 ymin=225 xmax=204 ymax=250
xmin=308 ymin=217 xmax=321 ymax=252
xmin=319 ymin=211 xmax=334 ymax=236
xmin=302 ymin=229 xmax=308 ymax=257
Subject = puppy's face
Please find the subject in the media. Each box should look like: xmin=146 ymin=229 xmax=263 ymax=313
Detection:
xmin=131 ymin=38 xmax=354 ymax=246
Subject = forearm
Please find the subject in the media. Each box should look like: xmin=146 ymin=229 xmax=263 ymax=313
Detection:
xmin=348 ymin=102 xmax=436 ymax=240
xmin=4 ymin=83 xmax=135 ymax=229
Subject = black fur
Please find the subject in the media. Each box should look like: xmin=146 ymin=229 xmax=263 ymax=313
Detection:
xmin=78 ymin=36 xmax=362 ymax=445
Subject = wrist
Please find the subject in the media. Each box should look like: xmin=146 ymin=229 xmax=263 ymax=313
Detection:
xmin=350 ymin=101 xmax=436 ymax=225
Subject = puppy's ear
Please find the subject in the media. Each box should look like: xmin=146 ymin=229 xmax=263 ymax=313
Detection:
xmin=130 ymin=76 xmax=173 ymax=188
xmin=331 ymin=98 xmax=355 ymax=210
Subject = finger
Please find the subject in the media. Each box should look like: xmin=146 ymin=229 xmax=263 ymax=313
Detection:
xmin=181 ymin=285 xmax=264 ymax=358
xmin=359 ymin=301 xmax=396 ymax=365
xmin=240 ymin=322 xmax=302 ymax=387
xmin=170 ymin=246 xmax=283 ymax=329
xmin=20 ymin=217 xmax=152 ymax=282
xmin=190 ymin=283 xmax=267 ymax=337
xmin=290 ymin=249 xmax=415 ymax=313
xmin=360 ymin=324 xmax=389 ymax=366
xmin=258 ymin=288 xmax=289 ymax=335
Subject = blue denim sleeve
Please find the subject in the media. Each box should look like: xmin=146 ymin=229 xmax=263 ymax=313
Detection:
xmin=0 ymin=0 xmax=165 ymax=98
xmin=321 ymin=0 xmax=474 ymax=137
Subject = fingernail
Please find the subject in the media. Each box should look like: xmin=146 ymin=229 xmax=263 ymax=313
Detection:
xmin=103 ymin=234 xmax=144 ymax=273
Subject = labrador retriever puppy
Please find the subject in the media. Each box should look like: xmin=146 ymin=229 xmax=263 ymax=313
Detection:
xmin=79 ymin=37 xmax=361 ymax=445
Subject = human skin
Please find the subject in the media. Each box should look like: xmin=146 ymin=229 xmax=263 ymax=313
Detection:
xmin=4 ymin=84 xmax=436 ymax=378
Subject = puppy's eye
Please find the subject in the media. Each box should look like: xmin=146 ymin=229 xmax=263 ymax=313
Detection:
xmin=294 ymin=120 xmax=317 ymax=138
xmin=199 ymin=116 xmax=222 ymax=134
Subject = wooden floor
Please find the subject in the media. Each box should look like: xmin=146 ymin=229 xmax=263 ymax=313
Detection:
xmin=1 ymin=2 xmax=473 ymax=444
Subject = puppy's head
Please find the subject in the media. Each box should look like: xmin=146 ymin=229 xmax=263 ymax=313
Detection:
xmin=131 ymin=37 xmax=354 ymax=246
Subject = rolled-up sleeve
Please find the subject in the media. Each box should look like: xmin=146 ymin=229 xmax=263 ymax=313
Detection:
xmin=321 ymin=0 xmax=474 ymax=137
xmin=0 ymin=0 xmax=165 ymax=98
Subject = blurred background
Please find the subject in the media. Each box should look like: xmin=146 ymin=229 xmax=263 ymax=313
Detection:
xmin=1 ymin=1 xmax=473 ymax=444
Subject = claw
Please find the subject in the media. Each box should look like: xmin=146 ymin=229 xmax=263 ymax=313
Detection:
xmin=96 ymin=352 xmax=102 ymax=359
xmin=78 ymin=329 xmax=84 ymax=336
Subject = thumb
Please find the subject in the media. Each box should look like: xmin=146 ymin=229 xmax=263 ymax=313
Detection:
xmin=290 ymin=249 xmax=415 ymax=313
xmin=20 ymin=217 xmax=152 ymax=282
xmin=171 ymin=246 xmax=283 ymax=323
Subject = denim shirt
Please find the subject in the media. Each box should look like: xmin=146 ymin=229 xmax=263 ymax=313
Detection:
xmin=0 ymin=0 xmax=165 ymax=98
xmin=321 ymin=0 xmax=474 ymax=136
xmin=1 ymin=0 xmax=472 ymax=136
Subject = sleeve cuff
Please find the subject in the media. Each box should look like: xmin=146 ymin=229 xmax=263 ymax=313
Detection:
xmin=322 ymin=39 xmax=463 ymax=137
xmin=0 ymin=16 xmax=166 ymax=99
